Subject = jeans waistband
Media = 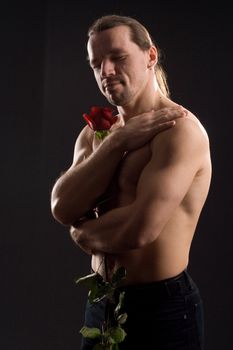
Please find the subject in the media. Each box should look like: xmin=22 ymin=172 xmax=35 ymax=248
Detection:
xmin=118 ymin=269 xmax=195 ymax=298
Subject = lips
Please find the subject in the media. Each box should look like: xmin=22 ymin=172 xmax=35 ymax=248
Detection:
xmin=103 ymin=79 xmax=122 ymax=90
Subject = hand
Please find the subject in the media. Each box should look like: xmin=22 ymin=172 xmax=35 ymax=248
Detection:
xmin=70 ymin=225 xmax=92 ymax=255
xmin=115 ymin=106 xmax=188 ymax=151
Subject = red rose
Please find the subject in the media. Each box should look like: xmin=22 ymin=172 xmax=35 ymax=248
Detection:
xmin=83 ymin=106 xmax=118 ymax=140
xmin=83 ymin=106 xmax=117 ymax=131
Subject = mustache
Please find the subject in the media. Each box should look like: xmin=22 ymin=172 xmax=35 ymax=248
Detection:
xmin=102 ymin=77 xmax=124 ymax=89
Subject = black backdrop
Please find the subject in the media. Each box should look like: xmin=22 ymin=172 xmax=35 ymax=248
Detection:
xmin=1 ymin=1 xmax=233 ymax=349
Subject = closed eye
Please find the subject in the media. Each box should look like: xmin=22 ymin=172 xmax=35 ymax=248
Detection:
xmin=112 ymin=55 xmax=127 ymax=61
xmin=89 ymin=54 xmax=128 ymax=70
xmin=92 ymin=64 xmax=101 ymax=70
xmin=89 ymin=61 xmax=101 ymax=70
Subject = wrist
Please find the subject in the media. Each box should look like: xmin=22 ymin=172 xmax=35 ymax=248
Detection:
xmin=108 ymin=128 xmax=127 ymax=153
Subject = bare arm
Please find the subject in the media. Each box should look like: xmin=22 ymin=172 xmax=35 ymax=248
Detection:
xmin=70 ymin=118 xmax=209 ymax=253
xmin=51 ymin=107 xmax=187 ymax=226
xmin=51 ymin=125 xmax=125 ymax=225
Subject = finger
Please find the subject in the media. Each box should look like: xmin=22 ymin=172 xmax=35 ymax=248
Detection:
xmin=165 ymin=105 xmax=188 ymax=114
xmin=155 ymin=120 xmax=176 ymax=132
xmin=152 ymin=108 xmax=181 ymax=120
xmin=173 ymin=107 xmax=188 ymax=116
xmin=161 ymin=109 xmax=187 ymax=122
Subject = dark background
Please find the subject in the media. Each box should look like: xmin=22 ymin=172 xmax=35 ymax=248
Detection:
xmin=1 ymin=0 xmax=232 ymax=349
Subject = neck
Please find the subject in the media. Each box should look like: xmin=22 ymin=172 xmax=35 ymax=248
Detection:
xmin=117 ymin=77 xmax=169 ymax=121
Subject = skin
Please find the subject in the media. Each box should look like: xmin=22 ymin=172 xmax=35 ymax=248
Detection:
xmin=51 ymin=25 xmax=212 ymax=284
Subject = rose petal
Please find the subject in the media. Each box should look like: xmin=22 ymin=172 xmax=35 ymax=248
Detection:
xmin=83 ymin=114 xmax=96 ymax=130
xmin=83 ymin=106 xmax=117 ymax=131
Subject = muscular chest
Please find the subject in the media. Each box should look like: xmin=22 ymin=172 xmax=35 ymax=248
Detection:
xmin=117 ymin=144 xmax=152 ymax=192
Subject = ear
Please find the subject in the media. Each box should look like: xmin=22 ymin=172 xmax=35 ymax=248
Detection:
xmin=147 ymin=46 xmax=158 ymax=69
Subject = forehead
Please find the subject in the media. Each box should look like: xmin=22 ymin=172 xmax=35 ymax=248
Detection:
xmin=87 ymin=25 xmax=139 ymax=60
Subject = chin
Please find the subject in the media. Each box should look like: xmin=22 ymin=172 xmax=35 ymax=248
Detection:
xmin=107 ymin=93 xmax=130 ymax=107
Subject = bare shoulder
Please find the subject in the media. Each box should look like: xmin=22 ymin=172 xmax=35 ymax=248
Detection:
xmin=74 ymin=124 xmax=93 ymax=147
xmin=150 ymin=110 xmax=211 ymax=169
xmin=184 ymin=111 xmax=210 ymax=141
xmin=158 ymin=97 xmax=210 ymax=146
xmin=155 ymin=110 xmax=209 ymax=148
xmin=72 ymin=125 xmax=94 ymax=165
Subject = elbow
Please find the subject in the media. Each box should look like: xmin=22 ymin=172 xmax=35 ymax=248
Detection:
xmin=50 ymin=185 xmax=71 ymax=225
xmin=126 ymin=216 xmax=161 ymax=249
xmin=51 ymin=185 xmax=80 ymax=226
xmin=134 ymin=230 xmax=158 ymax=248
xmin=125 ymin=232 xmax=154 ymax=250
xmin=51 ymin=198 xmax=73 ymax=226
xmin=51 ymin=196 xmax=90 ymax=226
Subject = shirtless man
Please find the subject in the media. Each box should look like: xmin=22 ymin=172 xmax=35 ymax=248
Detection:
xmin=51 ymin=15 xmax=211 ymax=350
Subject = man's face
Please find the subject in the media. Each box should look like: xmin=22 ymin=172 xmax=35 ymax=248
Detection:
xmin=87 ymin=25 xmax=151 ymax=107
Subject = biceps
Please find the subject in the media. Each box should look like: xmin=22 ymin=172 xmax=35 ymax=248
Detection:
xmin=133 ymin=161 xmax=197 ymax=226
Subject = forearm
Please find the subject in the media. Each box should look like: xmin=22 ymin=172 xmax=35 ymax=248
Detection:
xmin=72 ymin=192 xmax=172 ymax=254
xmin=74 ymin=204 xmax=144 ymax=254
xmin=51 ymin=131 xmax=125 ymax=225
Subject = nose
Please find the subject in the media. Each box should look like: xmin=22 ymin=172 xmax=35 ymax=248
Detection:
xmin=100 ymin=59 xmax=115 ymax=78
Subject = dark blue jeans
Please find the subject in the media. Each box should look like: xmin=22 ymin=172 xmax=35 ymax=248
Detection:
xmin=81 ymin=269 xmax=204 ymax=349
